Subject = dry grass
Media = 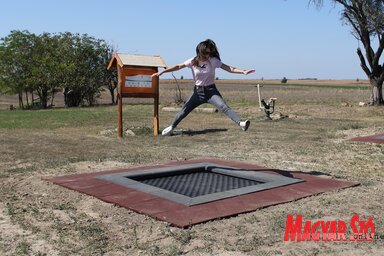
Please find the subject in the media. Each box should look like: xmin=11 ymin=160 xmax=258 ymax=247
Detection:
xmin=0 ymin=80 xmax=383 ymax=255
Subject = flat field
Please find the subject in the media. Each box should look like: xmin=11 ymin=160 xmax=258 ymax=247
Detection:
xmin=0 ymin=79 xmax=383 ymax=255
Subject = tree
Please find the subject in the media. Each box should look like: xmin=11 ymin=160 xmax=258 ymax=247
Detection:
xmin=63 ymin=33 xmax=108 ymax=107
xmin=0 ymin=31 xmax=71 ymax=109
xmin=0 ymin=31 xmax=117 ymax=108
xmin=0 ymin=30 xmax=34 ymax=108
xmin=100 ymin=43 xmax=117 ymax=104
xmin=30 ymin=32 xmax=63 ymax=108
xmin=310 ymin=0 xmax=384 ymax=105
xmin=45 ymin=32 xmax=109 ymax=107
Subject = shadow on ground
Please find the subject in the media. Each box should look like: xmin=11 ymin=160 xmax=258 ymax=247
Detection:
xmin=172 ymin=128 xmax=228 ymax=136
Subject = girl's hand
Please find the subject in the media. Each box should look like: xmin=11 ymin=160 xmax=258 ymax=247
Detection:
xmin=151 ymin=72 xmax=162 ymax=77
xmin=243 ymin=70 xmax=255 ymax=75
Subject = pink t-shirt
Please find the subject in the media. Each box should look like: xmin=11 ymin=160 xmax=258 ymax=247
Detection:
xmin=183 ymin=57 xmax=223 ymax=86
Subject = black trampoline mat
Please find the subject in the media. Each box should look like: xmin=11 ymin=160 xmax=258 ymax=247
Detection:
xmin=97 ymin=163 xmax=303 ymax=206
xmin=133 ymin=170 xmax=263 ymax=198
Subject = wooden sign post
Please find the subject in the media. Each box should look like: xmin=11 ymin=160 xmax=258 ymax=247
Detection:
xmin=107 ymin=53 xmax=167 ymax=138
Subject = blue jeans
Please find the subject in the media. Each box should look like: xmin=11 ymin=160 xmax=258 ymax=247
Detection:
xmin=171 ymin=84 xmax=241 ymax=128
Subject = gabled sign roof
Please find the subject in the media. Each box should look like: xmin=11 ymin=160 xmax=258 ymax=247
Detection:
xmin=108 ymin=53 xmax=167 ymax=69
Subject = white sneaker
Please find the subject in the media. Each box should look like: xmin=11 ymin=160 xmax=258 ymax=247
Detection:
xmin=162 ymin=125 xmax=174 ymax=136
xmin=239 ymin=120 xmax=250 ymax=131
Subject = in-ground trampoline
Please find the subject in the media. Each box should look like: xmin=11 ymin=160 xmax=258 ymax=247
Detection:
xmin=96 ymin=163 xmax=303 ymax=206
xmin=46 ymin=158 xmax=359 ymax=228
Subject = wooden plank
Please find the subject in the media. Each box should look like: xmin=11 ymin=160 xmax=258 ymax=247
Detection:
xmin=117 ymin=67 xmax=123 ymax=138
xmin=154 ymin=72 xmax=159 ymax=136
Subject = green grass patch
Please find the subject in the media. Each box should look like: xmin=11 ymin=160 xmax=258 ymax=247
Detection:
xmin=15 ymin=241 xmax=31 ymax=255
xmin=54 ymin=202 xmax=76 ymax=211
xmin=337 ymin=122 xmax=365 ymax=130
xmin=0 ymin=107 xmax=114 ymax=129
xmin=0 ymin=105 xmax=154 ymax=130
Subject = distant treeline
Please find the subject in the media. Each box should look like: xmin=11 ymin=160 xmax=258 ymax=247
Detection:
xmin=0 ymin=30 xmax=117 ymax=109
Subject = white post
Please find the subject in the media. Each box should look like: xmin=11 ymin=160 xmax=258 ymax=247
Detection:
xmin=257 ymin=84 xmax=262 ymax=108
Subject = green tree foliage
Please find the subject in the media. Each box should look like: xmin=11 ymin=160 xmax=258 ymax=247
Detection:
xmin=101 ymin=44 xmax=118 ymax=105
xmin=0 ymin=30 xmax=116 ymax=109
xmin=310 ymin=0 xmax=384 ymax=105
xmin=0 ymin=30 xmax=34 ymax=108
xmin=30 ymin=33 xmax=64 ymax=108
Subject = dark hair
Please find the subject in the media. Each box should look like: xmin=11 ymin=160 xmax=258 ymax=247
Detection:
xmin=192 ymin=39 xmax=221 ymax=66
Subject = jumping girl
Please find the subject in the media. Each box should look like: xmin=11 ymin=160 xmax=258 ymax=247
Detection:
xmin=152 ymin=39 xmax=255 ymax=136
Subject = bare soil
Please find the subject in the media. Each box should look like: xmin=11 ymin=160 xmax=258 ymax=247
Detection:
xmin=0 ymin=80 xmax=383 ymax=255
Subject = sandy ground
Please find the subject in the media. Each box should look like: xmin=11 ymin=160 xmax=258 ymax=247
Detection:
xmin=1 ymin=80 xmax=384 ymax=255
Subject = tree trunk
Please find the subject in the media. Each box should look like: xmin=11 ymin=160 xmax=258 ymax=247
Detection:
xmin=40 ymin=90 xmax=48 ymax=109
xmin=370 ymin=78 xmax=384 ymax=106
xmin=25 ymin=89 xmax=29 ymax=107
xmin=108 ymin=87 xmax=115 ymax=104
xmin=108 ymin=80 xmax=116 ymax=104
xmin=50 ymin=91 xmax=55 ymax=107
xmin=18 ymin=91 xmax=24 ymax=109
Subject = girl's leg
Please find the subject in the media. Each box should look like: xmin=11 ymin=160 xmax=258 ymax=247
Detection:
xmin=207 ymin=87 xmax=241 ymax=124
xmin=171 ymin=88 xmax=204 ymax=128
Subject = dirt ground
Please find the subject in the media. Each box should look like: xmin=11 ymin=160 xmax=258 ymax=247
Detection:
xmin=1 ymin=80 xmax=384 ymax=255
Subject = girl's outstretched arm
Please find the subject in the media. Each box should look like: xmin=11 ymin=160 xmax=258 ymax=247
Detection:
xmin=152 ymin=63 xmax=187 ymax=77
xmin=220 ymin=63 xmax=255 ymax=75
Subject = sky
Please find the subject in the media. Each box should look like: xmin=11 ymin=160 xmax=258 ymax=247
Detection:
xmin=0 ymin=0 xmax=368 ymax=80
